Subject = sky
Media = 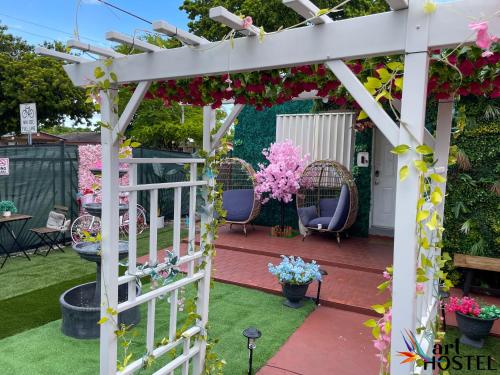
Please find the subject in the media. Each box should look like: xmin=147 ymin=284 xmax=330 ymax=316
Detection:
xmin=0 ymin=0 xmax=190 ymax=48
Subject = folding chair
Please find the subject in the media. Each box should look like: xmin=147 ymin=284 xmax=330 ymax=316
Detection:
xmin=31 ymin=206 xmax=70 ymax=257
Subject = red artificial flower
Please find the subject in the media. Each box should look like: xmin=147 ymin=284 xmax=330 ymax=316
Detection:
xmin=458 ymin=60 xmax=475 ymax=76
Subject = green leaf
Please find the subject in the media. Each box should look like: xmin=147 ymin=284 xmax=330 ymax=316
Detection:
xmin=371 ymin=304 xmax=385 ymax=314
xmin=429 ymin=173 xmax=446 ymax=183
xmin=377 ymin=280 xmax=390 ymax=292
xmin=110 ymin=72 xmax=118 ymax=82
xmin=372 ymin=325 xmax=381 ymax=339
xmin=416 ymin=210 xmax=430 ymax=222
xmin=364 ymin=77 xmax=382 ymax=90
xmin=387 ymin=61 xmax=404 ymax=72
xmin=431 ymin=187 xmax=443 ymax=205
xmin=364 ymin=319 xmax=378 ymax=328
xmin=399 ymin=165 xmax=409 ymax=181
xmin=413 ymin=160 xmax=428 ymax=173
xmin=316 ymin=8 xmax=329 ymax=16
xmin=390 ymin=144 xmax=410 ymax=155
xmin=416 ymin=144 xmax=433 ymax=155
xmin=94 ymin=67 xmax=105 ymax=79
xmin=97 ymin=316 xmax=108 ymax=325
xmin=357 ymin=110 xmax=368 ymax=120
xmin=394 ymin=77 xmax=403 ymax=90
xmin=376 ymin=68 xmax=391 ymax=83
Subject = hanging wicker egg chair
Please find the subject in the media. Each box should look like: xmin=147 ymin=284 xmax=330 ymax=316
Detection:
xmin=296 ymin=160 xmax=358 ymax=244
xmin=216 ymin=158 xmax=261 ymax=236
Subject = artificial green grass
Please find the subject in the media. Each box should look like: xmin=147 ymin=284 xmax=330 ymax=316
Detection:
xmin=0 ymin=227 xmax=176 ymax=301
xmin=0 ymin=282 xmax=314 ymax=375
xmin=441 ymin=328 xmax=500 ymax=374
xmin=0 ymin=227 xmax=181 ymax=339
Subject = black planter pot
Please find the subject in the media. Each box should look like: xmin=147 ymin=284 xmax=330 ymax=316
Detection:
xmin=282 ymin=282 xmax=310 ymax=308
xmin=455 ymin=311 xmax=496 ymax=348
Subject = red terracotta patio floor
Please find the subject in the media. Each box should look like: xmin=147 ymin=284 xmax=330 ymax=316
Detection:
xmin=257 ymin=307 xmax=380 ymax=375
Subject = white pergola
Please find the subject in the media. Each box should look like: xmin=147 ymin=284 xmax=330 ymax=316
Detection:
xmin=37 ymin=1 xmax=499 ymax=374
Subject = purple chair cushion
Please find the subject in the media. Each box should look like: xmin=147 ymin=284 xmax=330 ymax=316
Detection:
xmin=328 ymin=184 xmax=350 ymax=231
xmin=297 ymin=206 xmax=318 ymax=227
xmin=308 ymin=217 xmax=333 ymax=228
xmin=222 ymin=189 xmax=255 ymax=222
xmin=319 ymin=198 xmax=339 ymax=217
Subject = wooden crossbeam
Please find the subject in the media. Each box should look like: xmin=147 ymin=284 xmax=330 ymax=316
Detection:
xmin=385 ymin=0 xmax=409 ymax=10
xmin=105 ymin=31 xmax=162 ymax=52
xmin=62 ymin=0 xmax=499 ymax=87
xmin=152 ymin=20 xmax=208 ymax=46
xmin=34 ymin=47 xmax=91 ymax=64
xmin=67 ymin=39 xmax=124 ymax=58
xmin=282 ymin=0 xmax=333 ymax=24
xmin=209 ymin=6 xmax=260 ymax=36
xmin=326 ymin=60 xmax=400 ymax=146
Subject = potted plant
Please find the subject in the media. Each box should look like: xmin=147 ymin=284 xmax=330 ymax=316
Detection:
xmin=445 ymin=296 xmax=500 ymax=348
xmin=255 ymin=140 xmax=308 ymax=237
xmin=268 ymin=255 xmax=322 ymax=308
xmin=0 ymin=200 xmax=17 ymax=217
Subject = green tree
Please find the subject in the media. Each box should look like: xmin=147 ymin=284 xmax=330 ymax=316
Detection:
xmin=0 ymin=25 xmax=93 ymax=135
xmin=180 ymin=0 xmax=389 ymax=41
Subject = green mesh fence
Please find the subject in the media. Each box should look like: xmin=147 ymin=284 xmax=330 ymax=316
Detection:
xmin=0 ymin=143 xmax=78 ymax=251
xmin=0 ymin=144 xmax=192 ymax=254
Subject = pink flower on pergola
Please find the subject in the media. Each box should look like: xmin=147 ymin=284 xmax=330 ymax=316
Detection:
xmin=255 ymin=140 xmax=308 ymax=204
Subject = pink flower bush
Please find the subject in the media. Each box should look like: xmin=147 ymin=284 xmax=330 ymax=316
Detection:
xmin=255 ymin=140 xmax=308 ymax=205
xmin=469 ymin=21 xmax=498 ymax=57
xmin=445 ymin=296 xmax=481 ymax=317
xmin=78 ymin=145 xmax=129 ymax=202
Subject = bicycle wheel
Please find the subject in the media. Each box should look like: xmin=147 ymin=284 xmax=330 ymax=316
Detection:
xmin=121 ymin=206 xmax=148 ymax=235
xmin=71 ymin=214 xmax=101 ymax=243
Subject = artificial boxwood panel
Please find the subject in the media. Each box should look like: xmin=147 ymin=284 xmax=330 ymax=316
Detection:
xmin=443 ymin=116 xmax=500 ymax=258
xmin=233 ymin=101 xmax=313 ymax=229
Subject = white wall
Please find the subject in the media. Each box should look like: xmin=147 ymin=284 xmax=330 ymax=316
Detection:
xmin=276 ymin=112 xmax=355 ymax=169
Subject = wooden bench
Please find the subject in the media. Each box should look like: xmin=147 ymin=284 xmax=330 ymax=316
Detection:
xmin=454 ymin=254 xmax=500 ymax=296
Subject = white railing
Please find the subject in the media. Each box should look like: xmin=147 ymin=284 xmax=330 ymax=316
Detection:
xmin=108 ymin=157 xmax=209 ymax=375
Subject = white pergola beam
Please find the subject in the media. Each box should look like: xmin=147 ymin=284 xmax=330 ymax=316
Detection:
xmin=113 ymin=81 xmax=152 ymax=144
xmin=67 ymin=39 xmax=124 ymax=59
xmin=34 ymin=47 xmax=91 ymax=64
xmin=326 ymin=60 xmax=399 ymax=146
xmin=63 ymin=0 xmax=499 ymax=87
xmin=211 ymin=104 xmax=245 ymax=150
xmin=105 ymin=31 xmax=162 ymax=52
xmin=282 ymin=0 xmax=333 ymax=24
xmin=152 ymin=20 xmax=208 ymax=46
xmin=209 ymin=6 xmax=260 ymax=36
xmin=386 ymin=0 xmax=409 ymax=10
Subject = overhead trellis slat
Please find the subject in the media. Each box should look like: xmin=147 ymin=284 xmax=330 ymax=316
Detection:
xmin=105 ymin=31 xmax=162 ymax=52
xmin=282 ymin=0 xmax=333 ymax=24
xmin=152 ymin=20 xmax=209 ymax=46
xmin=34 ymin=46 xmax=91 ymax=64
xmin=67 ymin=39 xmax=124 ymax=58
xmin=209 ymin=6 xmax=261 ymax=36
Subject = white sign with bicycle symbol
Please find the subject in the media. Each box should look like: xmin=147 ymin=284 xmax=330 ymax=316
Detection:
xmin=20 ymin=103 xmax=37 ymax=134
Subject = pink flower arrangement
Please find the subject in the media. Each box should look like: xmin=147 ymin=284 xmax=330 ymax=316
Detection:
xmin=242 ymin=16 xmax=253 ymax=29
xmin=445 ymin=296 xmax=481 ymax=317
xmin=255 ymin=140 xmax=308 ymax=205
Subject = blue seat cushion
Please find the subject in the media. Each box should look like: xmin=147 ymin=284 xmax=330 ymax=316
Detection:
xmin=328 ymin=184 xmax=350 ymax=231
xmin=222 ymin=189 xmax=255 ymax=222
xmin=297 ymin=206 xmax=318 ymax=227
xmin=308 ymin=217 xmax=333 ymax=228
xmin=319 ymin=198 xmax=339 ymax=217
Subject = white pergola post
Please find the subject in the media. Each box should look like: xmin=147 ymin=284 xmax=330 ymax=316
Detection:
xmin=192 ymin=106 xmax=217 ymax=373
xmin=99 ymin=88 xmax=121 ymax=375
xmin=434 ymin=99 xmax=454 ymax=208
xmin=390 ymin=1 xmax=431 ymax=373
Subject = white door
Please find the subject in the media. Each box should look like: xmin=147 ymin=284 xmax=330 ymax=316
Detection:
xmin=372 ymin=129 xmax=397 ymax=229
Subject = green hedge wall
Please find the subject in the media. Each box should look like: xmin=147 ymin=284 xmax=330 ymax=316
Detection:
xmin=443 ymin=111 xmax=500 ymax=258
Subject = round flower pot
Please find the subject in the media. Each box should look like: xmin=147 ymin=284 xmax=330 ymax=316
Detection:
xmin=455 ymin=311 xmax=496 ymax=348
xmin=282 ymin=282 xmax=310 ymax=308
xmin=2 ymin=211 xmax=11 ymax=217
